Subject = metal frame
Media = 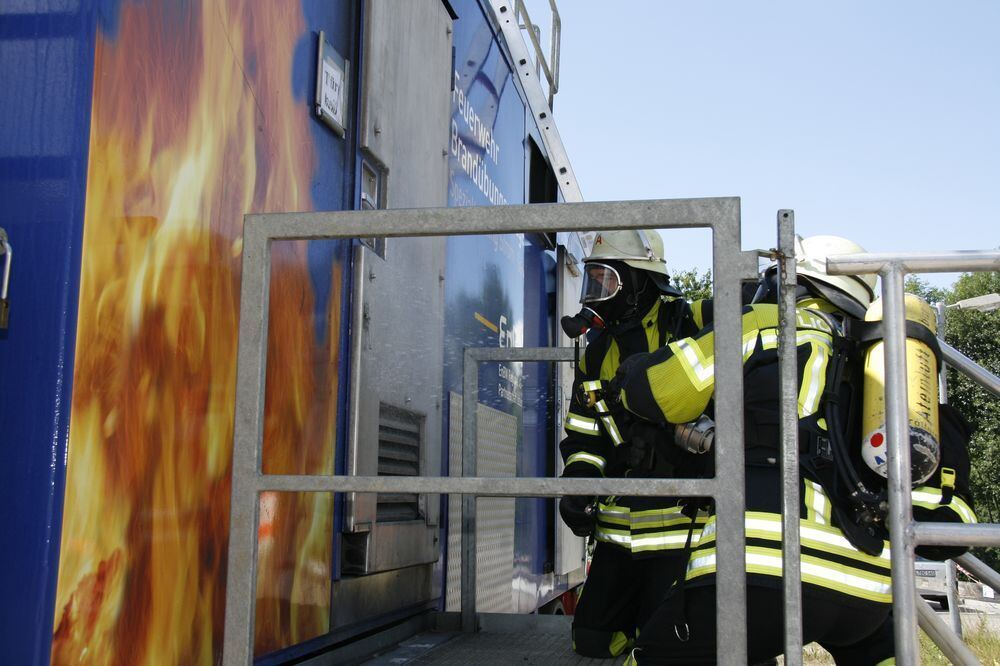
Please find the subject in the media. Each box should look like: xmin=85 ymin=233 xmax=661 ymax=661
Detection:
xmin=221 ymin=197 xmax=761 ymax=664
xmin=775 ymin=211 xmax=804 ymax=664
xmin=460 ymin=346 xmax=576 ymax=632
xmin=828 ymin=249 xmax=1000 ymax=665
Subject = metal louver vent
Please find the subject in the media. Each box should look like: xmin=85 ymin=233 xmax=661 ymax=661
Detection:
xmin=377 ymin=403 xmax=423 ymax=522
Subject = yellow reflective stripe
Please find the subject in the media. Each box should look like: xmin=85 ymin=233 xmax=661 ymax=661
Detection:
xmin=629 ymin=508 xmax=690 ymax=527
xmin=566 ymin=452 xmax=605 ymax=474
xmin=670 ymin=338 xmax=714 ymax=391
xmin=742 ymin=330 xmax=758 ymax=361
xmin=582 ymin=380 xmax=603 ymax=392
xmin=595 ymin=528 xmax=631 ymax=546
xmin=912 ymin=487 xmax=977 ymax=524
xmin=686 ymin=546 xmax=892 ymax=603
xmin=804 ymin=480 xmax=831 ymax=525
xmin=697 ymin=512 xmax=891 ymax=567
xmin=608 ymin=631 xmax=632 ymax=656
xmin=599 ymin=414 xmax=624 ymax=446
xmin=597 ymin=505 xmax=630 ymax=525
xmin=798 ymin=342 xmax=829 ymax=417
xmin=875 ymin=658 xmax=895 ymax=666
xmin=631 ymin=531 xmax=700 ymax=551
xmin=565 ymin=413 xmax=600 ymax=435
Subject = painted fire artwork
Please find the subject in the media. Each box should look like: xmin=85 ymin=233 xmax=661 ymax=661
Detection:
xmin=51 ymin=1 xmax=343 ymax=663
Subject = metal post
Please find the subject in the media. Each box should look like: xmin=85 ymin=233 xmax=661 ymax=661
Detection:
xmin=935 ymin=301 xmax=963 ymax=637
xmin=461 ymin=349 xmax=479 ymax=633
xmin=882 ymin=264 xmax=921 ymax=665
xmin=945 ymin=560 xmax=962 ymax=637
xmin=710 ymin=203 xmax=755 ymax=665
xmin=222 ymin=225 xmax=271 ymax=666
xmin=776 ymin=211 xmax=802 ymax=664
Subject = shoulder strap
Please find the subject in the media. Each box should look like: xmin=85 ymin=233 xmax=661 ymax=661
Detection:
xmin=656 ymin=298 xmax=697 ymax=347
xmin=844 ymin=318 xmax=943 ymax=366
xmin=582 ymin=330 xmax=612 ymax=379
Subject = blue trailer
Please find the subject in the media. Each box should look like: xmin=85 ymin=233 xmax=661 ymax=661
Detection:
xmin=0 ymin=1 xmax=588 ymax=663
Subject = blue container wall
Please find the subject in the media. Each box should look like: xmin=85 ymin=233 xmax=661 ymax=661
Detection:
xmin=445 ymin=0 xmax=561 ymax=611
xmin=0 ymin=4 xmax=97 ymax=664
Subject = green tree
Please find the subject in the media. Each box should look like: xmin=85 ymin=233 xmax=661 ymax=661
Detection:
xmin=940 ymin=271 xmax=1000 ymax=569
xmin=904 ymin=275 xmax=950 ymax=304
xmin=671 ymin=267 xmax=713 ymax=301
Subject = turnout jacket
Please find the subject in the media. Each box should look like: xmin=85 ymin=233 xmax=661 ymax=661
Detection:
xmin=616 ymin=301 xmax=977 ymax=603
xmin=559 ymin=297 xmax=706 ymax=558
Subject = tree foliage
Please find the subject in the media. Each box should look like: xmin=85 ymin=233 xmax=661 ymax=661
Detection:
xmin=904 ymin=275 xmax=950 ymax=305
xmin=672 ymin=267 xmax=713 ymax=302
xmin=938 ymin=272 xmax=1000 ymax=569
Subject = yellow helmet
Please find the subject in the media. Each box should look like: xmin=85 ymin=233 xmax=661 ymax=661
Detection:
xmin=583 ymin=230 xmax=679 ymax=296
xmin=794 ymin=234 xmax=878 ymax=317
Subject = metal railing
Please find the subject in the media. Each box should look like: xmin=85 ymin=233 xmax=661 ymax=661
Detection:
xmin=828 ymin=249 xmax=1000 ymax=665
xmin=511 ymin=0 xmax=561 ymax=108
xmin=221 ymin=198 xmax=764 ymax=664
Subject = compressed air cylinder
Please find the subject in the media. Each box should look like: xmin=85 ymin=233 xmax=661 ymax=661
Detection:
xmin=861 ymin=294 xmax=940 ymax=485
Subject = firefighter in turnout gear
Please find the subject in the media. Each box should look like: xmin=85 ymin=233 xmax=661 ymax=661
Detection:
xmin=557 ymin=229 xmax=708 ymax=658
xmin=611 ymin=235 xmax=977 ymax=665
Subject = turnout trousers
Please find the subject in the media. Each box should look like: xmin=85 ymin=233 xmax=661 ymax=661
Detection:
xmin=571 ymin=541 xmax=689 ymax=658
xmin=627 ymin=584 xmax=895 ymax=665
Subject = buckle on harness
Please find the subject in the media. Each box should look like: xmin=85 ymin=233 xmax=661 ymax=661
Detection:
xmin=814 ymin=436 xmax=833 ymax=463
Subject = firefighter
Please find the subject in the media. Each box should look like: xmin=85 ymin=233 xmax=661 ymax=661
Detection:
xmin=610 ymin=235 xmax=977 ymax=665
xmin=557 ymin=229 xmax=707 ymax=658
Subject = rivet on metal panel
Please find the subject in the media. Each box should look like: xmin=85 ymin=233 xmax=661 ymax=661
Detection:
xmin=369 ymin=268 xmax=376 ymax=281
xmin=499 ymin=5 xmax=507 ymax=12
xmin=519 ymin=58 xmax=527 ymax=65
xmin=539 ymin=112 xmax=547 ymax=119
xmin=558 ymin=167 xmax=567 ymax=174
xmin=374 ymin=124 xmax=382 ymax=135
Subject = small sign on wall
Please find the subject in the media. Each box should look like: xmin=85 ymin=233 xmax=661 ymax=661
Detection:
xmin=315 ymin=30 xmax=348 ymax=136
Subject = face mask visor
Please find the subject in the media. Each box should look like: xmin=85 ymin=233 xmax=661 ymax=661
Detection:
xmin=580 ymin=262 xmax=623 ymax=304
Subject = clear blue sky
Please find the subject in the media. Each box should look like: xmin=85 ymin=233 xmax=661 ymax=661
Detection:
xmin=543 ymin=1 xmax=999 ymax=288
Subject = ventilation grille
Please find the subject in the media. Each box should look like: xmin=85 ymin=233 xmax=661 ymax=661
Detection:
xmin=377 ymin=403 xmax=423 ymax=522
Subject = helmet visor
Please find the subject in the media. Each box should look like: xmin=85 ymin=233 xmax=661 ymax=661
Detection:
xmin=580 ymin=263 xmax=623 ymax=304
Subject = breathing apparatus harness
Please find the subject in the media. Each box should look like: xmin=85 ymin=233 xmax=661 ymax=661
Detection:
xmin=796 ymin=309 xmax=945 ymax=555
xmin=748 ymin=268 xmax=945 ymax=555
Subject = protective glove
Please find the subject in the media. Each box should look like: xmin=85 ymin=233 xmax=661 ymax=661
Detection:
xmin=559 ymin=495 xmax=596 ymax=537
xmin=625 ymin=420 xmax=661 ymax=472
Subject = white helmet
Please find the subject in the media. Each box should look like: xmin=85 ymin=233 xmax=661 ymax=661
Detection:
xmin=582 ymin=230 xmax=680 ymax=298
xmin=794 ymin=235 xmax=878 ymax=318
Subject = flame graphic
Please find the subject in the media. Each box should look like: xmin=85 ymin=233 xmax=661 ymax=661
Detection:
xmin=51 ymin=1 xmax=341 ymax=662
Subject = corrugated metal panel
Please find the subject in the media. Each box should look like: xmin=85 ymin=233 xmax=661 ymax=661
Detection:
xmin=447 ymin=392 xmax=518 ymax=613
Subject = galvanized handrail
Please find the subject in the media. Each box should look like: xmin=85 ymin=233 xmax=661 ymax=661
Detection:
xmin=828 ymin=249 xmax=1000 ymax=665
xmin=221 ymin=198 xmax=760 ymax=665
